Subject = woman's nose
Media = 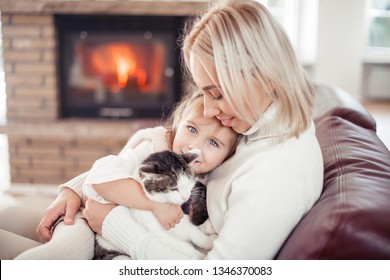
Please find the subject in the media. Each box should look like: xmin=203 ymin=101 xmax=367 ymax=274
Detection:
xmin=203 ymin=94 xmax=220 ymax=118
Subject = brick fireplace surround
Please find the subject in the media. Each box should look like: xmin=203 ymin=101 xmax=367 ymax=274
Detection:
xmin=0 ymin=0 xmax=207 ymax=184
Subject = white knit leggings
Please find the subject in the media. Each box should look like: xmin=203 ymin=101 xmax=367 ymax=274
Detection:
xmin=0 ymin=205 xmax=94 ymax=260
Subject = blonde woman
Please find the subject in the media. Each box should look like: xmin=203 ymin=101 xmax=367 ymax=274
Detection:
xmin=81 ymin=0 xmax=323 ymax=259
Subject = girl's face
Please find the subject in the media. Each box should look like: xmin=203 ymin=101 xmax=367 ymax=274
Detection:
xmin=189 ymin=52 xmax=252 ymax=134
xmin=172 ymin=111 xmax=236 ymax=174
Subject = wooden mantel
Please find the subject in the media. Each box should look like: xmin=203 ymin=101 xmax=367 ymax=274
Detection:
xmin=0 ymin=0 xmax=208 ymax=16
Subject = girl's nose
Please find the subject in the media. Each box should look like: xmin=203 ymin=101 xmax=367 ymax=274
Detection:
xmin=187 ymin=143 xmax=198 ymax=152
xmin=203 ymin=94 xmax=220 ymax=118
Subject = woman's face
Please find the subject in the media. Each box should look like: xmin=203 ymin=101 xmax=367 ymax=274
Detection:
xmin=189 ymin=52 xmax=252 ymax=134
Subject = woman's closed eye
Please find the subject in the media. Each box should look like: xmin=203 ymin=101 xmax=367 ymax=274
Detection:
xmin=212 ymin=92 xmax=223 ymax=100
xmin=201 ymin=87 xmax=224 ymax=101
xmin=208 ymin=88 xmax=224 ymax=100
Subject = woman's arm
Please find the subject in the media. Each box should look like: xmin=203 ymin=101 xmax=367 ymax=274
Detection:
xmin=36 ymin=187 xmax=81 ymax=241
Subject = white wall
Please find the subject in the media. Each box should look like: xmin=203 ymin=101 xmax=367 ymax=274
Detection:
xmin=314 ymin=0 xmax=366 ymax=99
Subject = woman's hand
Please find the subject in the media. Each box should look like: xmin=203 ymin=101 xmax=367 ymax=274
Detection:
xmin=83 ymin=198 xmax=117 ymax=235
xmin=151 ymin=202 xmax=184 ymax=229
xmin=36 ymin=187 xmax=81 ymax=241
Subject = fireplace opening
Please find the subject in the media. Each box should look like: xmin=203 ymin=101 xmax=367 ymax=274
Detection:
xmin=56 ymin=14 xmax=187 ymax=119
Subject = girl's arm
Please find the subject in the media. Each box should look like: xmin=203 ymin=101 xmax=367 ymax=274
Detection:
xmin=92 ymin=178 xmax=183 ymax=229
xmin=92 ymin=178 xmax=154 ymax=210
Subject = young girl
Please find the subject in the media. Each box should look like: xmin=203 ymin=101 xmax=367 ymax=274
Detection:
xmin=13 ymin=94 xmax=240 ymax=259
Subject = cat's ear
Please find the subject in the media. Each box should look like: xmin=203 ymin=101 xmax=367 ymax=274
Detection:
xmin=182 ymin=149 xmax=200 ymax=164
xmin=139 ymin=162 xmax=157 ymax=174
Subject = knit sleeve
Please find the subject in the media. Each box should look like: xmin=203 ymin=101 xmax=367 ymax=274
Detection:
xmin=58 ymin=171 xmax=88 ymax=198
xmin=102 ymin=206 xmax=197 ymax=259
xmin=81 ymin=140 xmax=154 ymax=202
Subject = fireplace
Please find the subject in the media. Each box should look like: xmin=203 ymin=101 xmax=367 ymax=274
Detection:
xmin=0 ymin=0 xmax=207 ymax=185
xmin=56 ymin=14 xmax=187 ymax=119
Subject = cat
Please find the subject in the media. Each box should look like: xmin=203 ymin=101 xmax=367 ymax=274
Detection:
xmin=93 ymin=149 xmax=215 ymax=260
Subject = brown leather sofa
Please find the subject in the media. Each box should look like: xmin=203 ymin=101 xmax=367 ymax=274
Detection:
xmin=276 ymin=84 xmax=390 ymax=259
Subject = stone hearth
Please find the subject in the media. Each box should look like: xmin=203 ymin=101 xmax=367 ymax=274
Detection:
xmin=0 ymin=0 xmax=207 ymax=184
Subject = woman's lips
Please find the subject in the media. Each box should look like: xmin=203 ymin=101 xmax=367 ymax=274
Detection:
xmin=220 ymin=117 xmax=234 ymax=127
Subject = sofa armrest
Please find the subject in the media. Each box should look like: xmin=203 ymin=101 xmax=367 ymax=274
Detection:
xmin=276 ymin=107 xmax=390 ymax=259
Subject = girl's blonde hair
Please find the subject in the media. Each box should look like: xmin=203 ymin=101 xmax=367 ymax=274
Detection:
xmin=165 ymin=92 xmax=241 ymax=160
xmin=182 ymin=0 xmax=314 ymax=140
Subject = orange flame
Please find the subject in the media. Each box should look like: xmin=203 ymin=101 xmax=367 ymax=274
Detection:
xmin=84 ymin=43 xmax=148 ymax=93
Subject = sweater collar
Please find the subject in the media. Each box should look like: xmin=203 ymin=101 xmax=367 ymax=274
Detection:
xmin=242 ymin=101 xmax=289 ymax=142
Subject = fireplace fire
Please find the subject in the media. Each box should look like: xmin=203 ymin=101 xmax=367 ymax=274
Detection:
xmin=56 ymin=15 xmax=187 ymax=119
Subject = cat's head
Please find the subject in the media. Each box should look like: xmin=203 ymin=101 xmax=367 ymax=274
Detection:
xmin=138 ymin=149 xmax=200 ymax=205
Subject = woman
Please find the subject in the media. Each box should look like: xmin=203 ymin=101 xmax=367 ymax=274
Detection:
xmin=80 ymin=0 xmax=324 ymax=259
xmin=3 ymin=0 xmax=322 ymax=260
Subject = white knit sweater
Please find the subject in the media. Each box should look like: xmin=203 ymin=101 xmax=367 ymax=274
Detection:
xmin=98 ymin=103 xmax=324 ymax=259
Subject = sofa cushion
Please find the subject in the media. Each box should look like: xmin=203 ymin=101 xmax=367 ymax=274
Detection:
xmin=276 ymin=108 xmax=390 ymax=259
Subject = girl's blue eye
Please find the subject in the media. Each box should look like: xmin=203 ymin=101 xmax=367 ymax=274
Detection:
xmin=209 ymin=139 xmax=219 ymax=147
xmin=188 ymin=126 xmax=197 ymax=134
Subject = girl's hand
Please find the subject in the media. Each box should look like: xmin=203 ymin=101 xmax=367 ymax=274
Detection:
xmin=36 ymin=187 xmax=81 ymax=241
xmin=151 ymin=202 xmax=184 ymax=229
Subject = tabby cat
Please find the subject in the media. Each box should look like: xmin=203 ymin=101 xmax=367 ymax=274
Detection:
xmin=94 ymin=149 xmax=214 ymax=260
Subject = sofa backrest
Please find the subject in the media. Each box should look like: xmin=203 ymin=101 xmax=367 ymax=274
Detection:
xmin=276 ymin=106 xmax=390 ymax=259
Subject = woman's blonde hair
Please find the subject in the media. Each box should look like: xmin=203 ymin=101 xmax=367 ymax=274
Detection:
xmin=165 ymin=92 xmax=241 ymax=160
xmin=182 ymin=0 xmax=314 ymax=139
